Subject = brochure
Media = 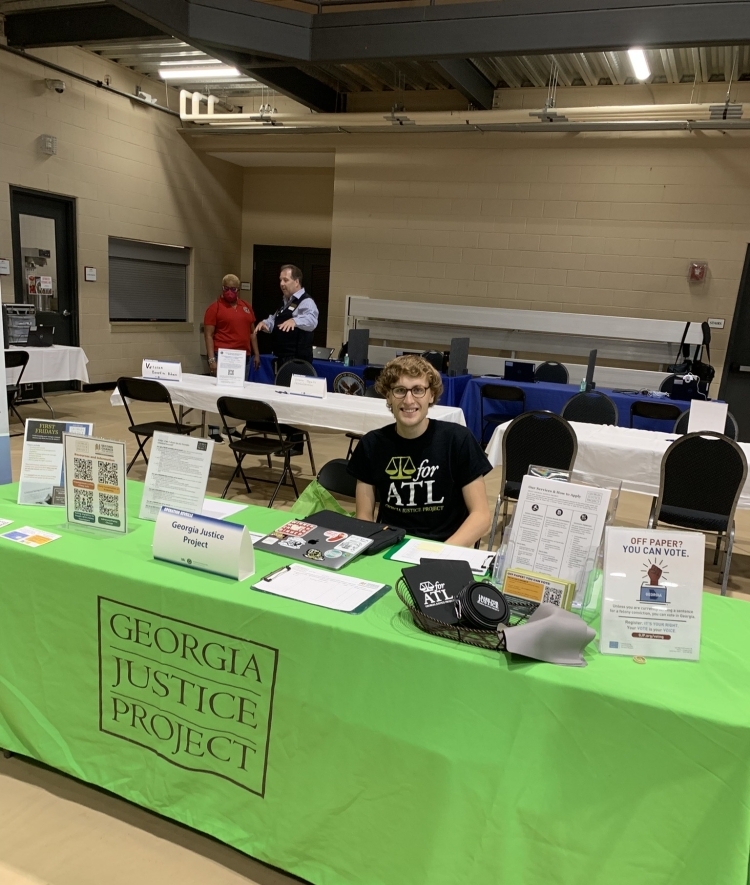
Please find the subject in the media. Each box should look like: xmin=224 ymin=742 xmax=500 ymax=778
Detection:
xmin=504 ymin=476 xmax=611 ymax=587
xmin=139 ymin=431 xmax=214 ymax=521
xmin=18 ymin=419 xmax=93 ymax=506
xmin=600 ymin=527 xmax=704 ymax=661
xmin=64 ymin=435 xmax=127 ymax=533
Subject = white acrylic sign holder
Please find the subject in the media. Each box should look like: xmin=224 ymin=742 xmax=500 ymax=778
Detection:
xmin=142 ymin=359 xmax=182 ymax=382
xmin=153 ymin=506 xmax=255 ymax=580
xmin=289 ymin=375 xmax=327 ymax=398
xmin=216 ymin=349 xmax=246 ymax=388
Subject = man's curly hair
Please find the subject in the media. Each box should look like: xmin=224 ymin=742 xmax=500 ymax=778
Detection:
xmin=374 ymin=354 xmax=443 ymax=405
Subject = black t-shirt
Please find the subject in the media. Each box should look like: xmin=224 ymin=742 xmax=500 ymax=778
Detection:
xmin=347 ymin=419 xmax=492 ymax=542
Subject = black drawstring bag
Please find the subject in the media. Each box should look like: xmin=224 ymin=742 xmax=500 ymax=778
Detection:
xmin=691 ymin=322 xmax=715 ymax=388
xmin=668 ymin=322 xmax=693 ymax=374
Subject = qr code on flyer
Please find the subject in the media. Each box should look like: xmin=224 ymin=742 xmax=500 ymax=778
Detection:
xmin=97 ymin=460 xmax=120 ymax=488
xmin=74 ymin=487 xmax=94 ymax=513
xmin=98 ymin=493 xmax=120 ymax=517
xmin=73 ymin=456 xmax=93 ymax=482
xmin=542 ymin=586 xmax=563 ymax=607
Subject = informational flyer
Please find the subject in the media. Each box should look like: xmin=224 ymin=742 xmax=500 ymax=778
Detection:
xmin=216 ymin=348 xmax=246 ymax=387
xmin=505 ymin=476 xmax=611 ymax=585
xmin=600 ymin=527 xmax=704 ymax=661
xmin=17 ymin=419 xmax=93 ymax=506
xmin=139 ymin=431 xmax=214 ymax=521
xmin=64 ymin=435 xmax=127 ymax=533
xmin=1 ymin=526 xmax=60 ymax=547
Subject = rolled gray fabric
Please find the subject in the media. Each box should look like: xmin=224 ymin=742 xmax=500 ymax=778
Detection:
xmin=502 ymin=603 xmax=596 ymax=667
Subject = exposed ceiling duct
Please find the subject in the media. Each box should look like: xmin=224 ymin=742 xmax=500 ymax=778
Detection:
xmin=179 ymin=90 xmax=750 ymax=134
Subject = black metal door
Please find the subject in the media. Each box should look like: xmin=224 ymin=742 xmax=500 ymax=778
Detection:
xmin=10 ymin=187 xmax=78 ymax=348
xmin=719 ymin=244 xmax=750 ymax=441
xmin=251 ymin=245 xmax=330 ymax=354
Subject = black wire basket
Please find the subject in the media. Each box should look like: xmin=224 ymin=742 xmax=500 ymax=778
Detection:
xmin=396 ymin=577 xmax=536 ymax=652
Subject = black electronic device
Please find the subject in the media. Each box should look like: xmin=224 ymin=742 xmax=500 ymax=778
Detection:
xmin=309 ymin=510 xmax=405 ymax=555
xmin=504 ymin=361 xmax=535 ymax=383
xmin=401 ymin=559 xmax=475 ymax=626
xmin=448 ymin=337 xmax=470 ymax=377
xmin=348 ymin=328 xmax=370 ymax=366
xmin=26 ymin=325 xmax=54 ymax=347
xmin=584 ymin=349 xmax=597 ymax=391
xmin=455 ymin=580 xmax=510 ymax=628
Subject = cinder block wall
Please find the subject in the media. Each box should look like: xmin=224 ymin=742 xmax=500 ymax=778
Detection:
xmin=0 ymin=47 xmax=243 ymax=383
xmin=328 ymin=131 xmax=749 ymax=373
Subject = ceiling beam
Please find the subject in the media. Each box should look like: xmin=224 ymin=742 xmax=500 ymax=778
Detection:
xmin=232 ymin=66 xmax=343 ymax=112
xmin=432 ymin=58 xmax=494 ymax=108
xmin=116 ymin=0 xmax=750 ymax=65
xmin=5 ymin=4 xmax=163 ymax=48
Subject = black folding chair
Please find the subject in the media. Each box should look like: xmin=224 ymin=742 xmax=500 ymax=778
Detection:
xmin=217 ymin=396 xmax=299 ymax=506
xmin=659 ymin=374 xmax=677 ymax=394
xmin=480 ymin=384 xmax=525 ymax=444
xmin=275 ymin=359 xmax=317 ymax=387
xmin=535 ymin=361 xmax=569 ymax=384
xmin=421 ymin=351 xmax=445 ymax=372
xmin=117 ymin=377 xmax=197 ymax=472
xmin=5 ymin=350 xmax=29 ymax=436
xmin=363 ymin=366 xmax=382 ymax=384
xmin=630 ymin=400 xmax=682 ymax=429
xmin=317 ymin=458 xmax=358 ymax=499
xmin=562 ymin=391 xmax=618 ymax=425
xmin=674 ymin=409 xmax=739 ymax=439
xmin=488 ymin=411 xmax=578 ymax=548
xmin=648 ymin=431 xmax=748 ymax=595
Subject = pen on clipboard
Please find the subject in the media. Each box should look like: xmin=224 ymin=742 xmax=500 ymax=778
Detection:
xmin=261 ymin=564 xmax=292 ymax=582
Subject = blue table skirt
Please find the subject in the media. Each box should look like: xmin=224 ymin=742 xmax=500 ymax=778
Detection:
xmin=247 ymin=355 xmax=471 ymax=408
xmin=459 ymin=377 xmax=689 ymax=441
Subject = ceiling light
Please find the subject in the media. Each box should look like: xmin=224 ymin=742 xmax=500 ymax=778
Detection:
xmin=627 ymin=48 xmax=651 ymax=81
xmin=159 ymin=66 xmax=240 ymax=81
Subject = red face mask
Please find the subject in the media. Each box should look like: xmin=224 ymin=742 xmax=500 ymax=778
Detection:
xmin=222 ymin=287 xmax=238 ymax=304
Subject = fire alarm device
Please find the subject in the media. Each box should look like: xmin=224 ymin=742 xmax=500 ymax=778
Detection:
xmin=688 ymin=261 xmax=708 ymax=283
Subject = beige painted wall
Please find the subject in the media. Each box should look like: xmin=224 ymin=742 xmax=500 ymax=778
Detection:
xmin=240 ymin=166 xmax=335 ymax=292
xmin=327 ymin=131 xmax=750 ymax=370
xmin=0 ymin=46 xmax=243 ymax=383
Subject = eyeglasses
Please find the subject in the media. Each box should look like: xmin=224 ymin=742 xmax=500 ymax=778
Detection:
xmin=390 ymin=385 xmax=428 ymax=399
xmin=223 ymin=286 xmax=238 ymax=293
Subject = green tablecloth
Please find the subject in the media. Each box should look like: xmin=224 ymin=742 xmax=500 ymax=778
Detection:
xmin=1 ymin=481 xmax=750 ymax=885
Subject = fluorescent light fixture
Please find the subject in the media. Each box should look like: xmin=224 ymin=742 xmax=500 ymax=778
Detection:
xmin=159 ymin=66 xmax=240 ymax=80
xmin=627 ymin=48 xmax=651 ymax=81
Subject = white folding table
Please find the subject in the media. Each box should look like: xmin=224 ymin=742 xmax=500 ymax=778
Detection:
xmin=111 ymin=373 xmax=467 ymax=435
xmin=485 ymin=420 xmax=750 ymax=509
xmin=5 ymin=345 xmax=90 ymax=418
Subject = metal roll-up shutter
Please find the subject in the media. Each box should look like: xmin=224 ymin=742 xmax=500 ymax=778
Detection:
xmin=109 ymin=238 xmax=189 ymax=322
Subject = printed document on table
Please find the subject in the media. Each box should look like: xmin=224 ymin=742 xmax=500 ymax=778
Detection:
xmin=18 ymin=419 xmax=92 ymax=506
xmin=390 ymin=538 xmax=495 ymax=574
xmin=254 ymin=564 xmax=386 ymax=612
xmin=140 ymin=432 xmax=215 ymax=521
xmin=506 ymin=476 xmax=610 ymax=584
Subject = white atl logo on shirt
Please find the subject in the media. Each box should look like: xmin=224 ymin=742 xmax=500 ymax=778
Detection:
xmin=385 ymin=457 xmax=445 ymax=508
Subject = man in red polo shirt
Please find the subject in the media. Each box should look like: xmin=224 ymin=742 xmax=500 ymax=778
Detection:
xmin=203 ymin=273 xmax=260 ymax=375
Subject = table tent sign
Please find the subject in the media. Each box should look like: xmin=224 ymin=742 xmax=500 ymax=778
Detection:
xmin=17 ymin=419 xmax=92 ymax=506
xmin=217 ymin=348 xmax=246 ymax=388
xmin=289 ymin=375 xmax=327 ymax=399
xmin=0 ymin=297 xmax=11 ymax=485
xmin=63 ymin=434 xmax=127 ymax=533
xmin=139 ymin=431 xmax=214 ymax=521
xmin=601 ymin=527 xmax=704 ymax=661
xmin=153 ymin=506 xmax=255 ymax=580
xmin=142 ymin=359 xmax=182 ymax=382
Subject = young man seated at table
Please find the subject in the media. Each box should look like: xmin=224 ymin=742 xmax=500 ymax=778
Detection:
xmin=348 ymin=355 xmax=492 ymax=546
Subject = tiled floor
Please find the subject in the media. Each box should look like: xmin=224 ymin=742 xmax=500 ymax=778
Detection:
xmin=2 ymin=389 xmax=750 ymax=885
